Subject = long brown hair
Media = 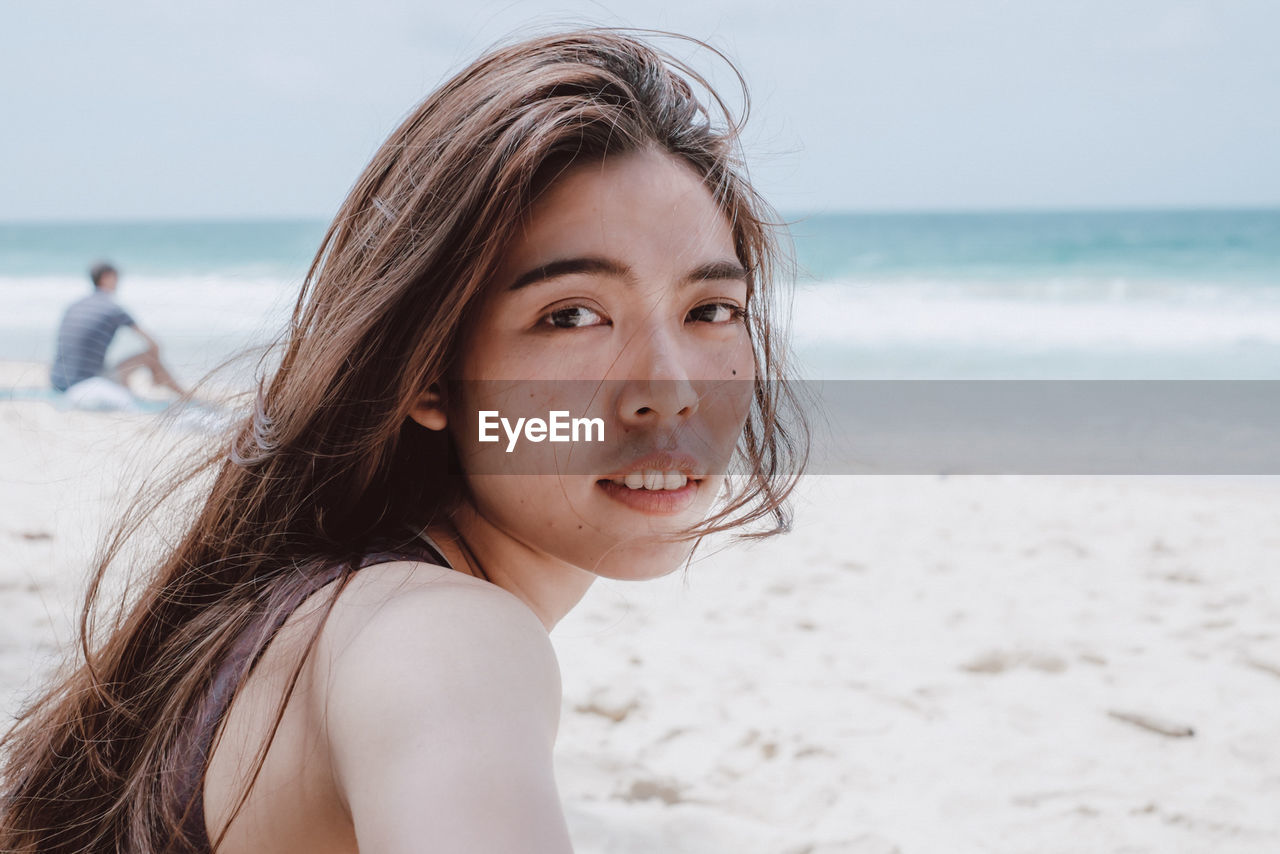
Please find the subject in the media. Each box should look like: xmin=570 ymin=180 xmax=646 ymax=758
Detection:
xmin=0 ymin=27 xmax=807 ymax=852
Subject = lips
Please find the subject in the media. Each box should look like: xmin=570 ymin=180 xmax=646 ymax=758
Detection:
xmin=596 ymin=477 xmax=700 ymax=515
xmin=595 ymin=451 xmax=705 ymax=514
xmin=607 ymin=470 xmax=689 ymax=491
xmin=600 ymin=452 xmax=703 ymax=490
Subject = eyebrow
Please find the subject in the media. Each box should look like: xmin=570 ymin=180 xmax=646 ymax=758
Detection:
xmin=507 ymin=256 xmax=748 ymax=291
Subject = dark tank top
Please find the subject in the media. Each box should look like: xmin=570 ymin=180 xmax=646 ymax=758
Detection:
xmin=172 ymin=533 xmax=452 ymax=853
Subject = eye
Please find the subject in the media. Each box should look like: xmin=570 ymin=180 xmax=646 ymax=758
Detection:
xmin=686 ymin=302 xmax=747 ymax=324
xmin=539 ymin=303 xmax=608 ymax=329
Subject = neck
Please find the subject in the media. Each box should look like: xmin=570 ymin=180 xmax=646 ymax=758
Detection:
xmin=428 ymin=507 xmax=595 ymax=632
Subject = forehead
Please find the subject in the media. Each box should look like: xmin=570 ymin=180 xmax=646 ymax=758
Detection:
xmin=501 ymin=148 xmax=737 ymax=272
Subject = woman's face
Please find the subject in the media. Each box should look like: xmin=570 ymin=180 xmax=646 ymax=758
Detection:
xmin=423 ymin=147 xmax=756 ymax=580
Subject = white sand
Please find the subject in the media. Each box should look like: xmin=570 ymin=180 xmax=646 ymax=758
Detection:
xmin=2 ymin=374 xmax=1278 ymax=853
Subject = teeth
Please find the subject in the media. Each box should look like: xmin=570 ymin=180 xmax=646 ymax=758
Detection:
xmin=610 ymin=470 xmax=691 ymax=491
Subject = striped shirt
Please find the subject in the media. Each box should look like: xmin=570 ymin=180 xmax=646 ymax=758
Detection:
xmin=50 ymin=292 xmax=135 ymax=392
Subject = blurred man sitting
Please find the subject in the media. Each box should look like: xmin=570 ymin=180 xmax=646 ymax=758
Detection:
xmin=50 ymin=261 xmax=186 ymax=410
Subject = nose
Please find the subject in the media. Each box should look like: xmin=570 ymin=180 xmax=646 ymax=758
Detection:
xmin=613 ymin=328 xmax=700 ymax=429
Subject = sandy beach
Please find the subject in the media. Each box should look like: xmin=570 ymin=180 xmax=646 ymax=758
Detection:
xmin=2 ymin=361 xmax=1278 ymax=853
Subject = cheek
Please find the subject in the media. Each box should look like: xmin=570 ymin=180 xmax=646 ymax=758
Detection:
xmin=697 ymin=339 xmax=756 ymax=458
xmin=465 ymin=474 xmax=619 ymax=568
xmin=695 ymin=326 xmax=755 ymax=380
xmin=468 ymin=475 xmax=557 ymax=523
xmin=449 ymin=383 xmax=601 ymax=477
xmin=467 ymin=473 xmax=703 ymax=579
xmin=712 ymin=330 xmax=757 ymax=407
xmin=466 ymin=475 xmax=578 ymax=528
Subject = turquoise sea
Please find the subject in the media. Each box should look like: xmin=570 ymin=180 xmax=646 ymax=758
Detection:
xmin=2 ymin=210 xmax=1278 ymax=383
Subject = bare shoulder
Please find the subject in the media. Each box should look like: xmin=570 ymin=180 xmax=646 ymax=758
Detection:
xmin=314 ymin=562 xmax=562 ymax=736
xmin=310 ymin=562 xmax=573 ymax=851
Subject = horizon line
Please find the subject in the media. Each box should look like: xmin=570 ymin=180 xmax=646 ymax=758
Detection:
xmin=3 ymin=202 xmax=1280 ymax=227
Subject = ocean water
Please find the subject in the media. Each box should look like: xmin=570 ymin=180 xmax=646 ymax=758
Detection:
xmin=1 ymin=210 xmax=1278 ymax=384
xmin=786 ymin=209 xmax=1280 ymax=379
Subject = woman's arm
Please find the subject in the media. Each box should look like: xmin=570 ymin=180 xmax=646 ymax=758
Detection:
xmin=321 ymin=576 xmax=573 ymax=853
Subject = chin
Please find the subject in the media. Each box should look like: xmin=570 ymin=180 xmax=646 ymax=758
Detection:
xmin=585 ymin=536 xmax=696 ymax=581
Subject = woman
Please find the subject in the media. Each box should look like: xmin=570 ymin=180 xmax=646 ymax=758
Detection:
xmin=0 ymin=28 xmax=806 ymax=853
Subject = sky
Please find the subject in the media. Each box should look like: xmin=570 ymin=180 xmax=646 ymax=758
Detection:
xmin=2 ymin=0 xmax=1278 ymax=219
